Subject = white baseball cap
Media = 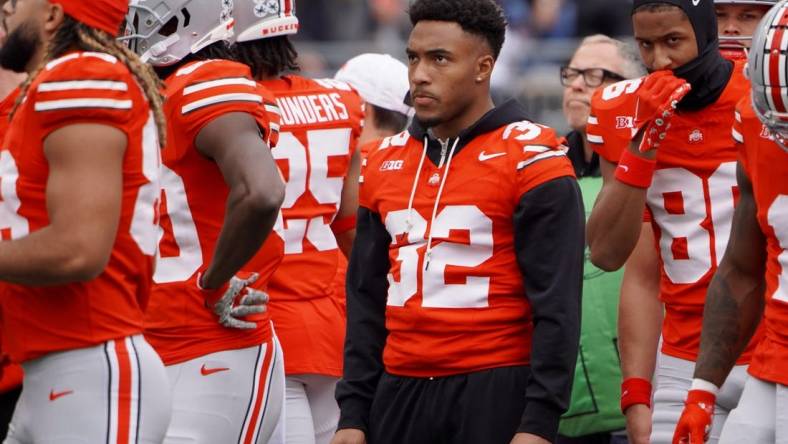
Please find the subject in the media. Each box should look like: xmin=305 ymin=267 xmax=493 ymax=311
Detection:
xmin=335 ymin=53 xmax=413 ymax=117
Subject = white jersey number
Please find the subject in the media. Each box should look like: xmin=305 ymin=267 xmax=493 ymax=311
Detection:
xmin=768 ymin=195 xmax=788 ymax=302
xmin=272 ymin=128 xmax=352 ymax=254
xmin=384 ymin=206 xmax=494 ymax=308
xmin=648 ymin=162 xmax=737 ymax=284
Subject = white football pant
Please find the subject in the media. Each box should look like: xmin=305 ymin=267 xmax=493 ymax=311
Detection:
xmin=719 ymin=376 xmax=788 ymax=444
xmin=285 ymin=374 xmax=340 ymax=444
xmin=4 ymin=335 xmax=172 ymax=444
xmin=163 ymin=336 xmax=285 ymax=444
xmin=650 ymin=352 xmax=748 ymax=444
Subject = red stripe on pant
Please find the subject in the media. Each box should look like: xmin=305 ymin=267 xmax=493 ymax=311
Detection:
xmin=242 ymin=342 xmax=275 ymax=444
xmin=114 ymin=338 xmax=133 ymax=444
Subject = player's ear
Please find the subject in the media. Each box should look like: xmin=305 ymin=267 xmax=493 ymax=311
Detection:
xmin=41 ymin=0 xmax=65 ymax=36
xmin=475 ymin=54 xmax=495 ymax=84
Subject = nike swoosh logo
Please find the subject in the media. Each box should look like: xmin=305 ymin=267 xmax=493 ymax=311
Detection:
xmin=478 ymin=151 xmax=507 ymax=162
xmin=692 ymin=0 xmax=700 ymax=5
xmin=200 ymin=364 xmax=230 ymax=376
xmin=49 ymin=389 xmax=74 ymax=401
xmin=618 ymin=165 xmax=629 ymax=173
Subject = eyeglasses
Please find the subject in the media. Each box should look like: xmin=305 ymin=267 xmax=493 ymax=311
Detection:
xmin=560 ymin=66 xmax=626 ymax=88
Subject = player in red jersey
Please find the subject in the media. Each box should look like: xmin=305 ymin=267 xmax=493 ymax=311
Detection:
xmin=0 ymin=0 xmax=171 ymax=442
xmin=715 ymin=0 xmax=776 ymax=61
xmin=585 ymin=1 xmax=760 ymax=443
xmin=124 ymin=1 xmax=286 ymax=442
xmin=332 ymin=1 xmax=584 ymax=444
xmin=673 ymin=3 xmax=788 ymax=442
xmin=231 ymin=2 xmax=364 ymax=443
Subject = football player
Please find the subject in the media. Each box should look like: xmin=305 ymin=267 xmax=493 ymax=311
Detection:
xmin=231 ymin=2 xmax=364 ymax=443
xmin=673 ymin=2 xmax=788 ymax=442
xmin=715 ymin=0 xmax=776 ymax=60
xmin=124 ymin=1 xmax=286 ymax=442
xmin=586 ymin=1 xmax=757 ymax=443
xmin=0 ymin=0 xmax=171 ymax=442
xmin=332 ymin=1 xmax=585 ymax=444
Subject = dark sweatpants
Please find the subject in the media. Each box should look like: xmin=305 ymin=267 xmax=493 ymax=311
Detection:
xmin=368 ymin=366 xmax=530 ymax=444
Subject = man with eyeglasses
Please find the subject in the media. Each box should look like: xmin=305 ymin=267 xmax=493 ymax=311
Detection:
xmin=557 ymin=34 xmax=646 ymax=444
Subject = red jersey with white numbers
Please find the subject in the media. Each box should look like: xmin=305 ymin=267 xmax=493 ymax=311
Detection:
xmin=734 ymin=97 xmax=788 ymax=385
xmin=144 ymin=59 xmax=284 ymax=365
xmin=586 ymin=62 xmax=759 ymax=362
xmin=0 ymin=52 xmax=160 ymax=363
xmin=261 ymin=75 xmax=363 ymax=376
xmin=360 ymin=122 xmax=575 ymax=377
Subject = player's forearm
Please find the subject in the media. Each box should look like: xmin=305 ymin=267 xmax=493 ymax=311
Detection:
xmin=336 ymin=229 xmax=356 ymax=258
xmin=201 ymin=182 xmax=284 ymax=289
xmin=0 ymin=226 xmax=112 ymax=285
xmin=587 ymin=181 xmax=648 ymax=271
xmin=694 ymin=265 xmax=764 ymax=387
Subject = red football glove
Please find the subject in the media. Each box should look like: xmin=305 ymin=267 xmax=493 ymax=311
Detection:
xmin=672 ymin=389 xmax=716 ymax=444
xmin=633 ymin=71 xmax=692 ymax=152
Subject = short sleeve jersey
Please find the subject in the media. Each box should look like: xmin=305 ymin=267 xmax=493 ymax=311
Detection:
xmin=0 ymin=52 xmax=160 ymax=363
xmin=143 ymin=59 xmax=284 ymax=365
xmin=360 ymin=120 xmax=575 ymax=377
xmin=734 ymin=97 xmax=788 ymax=385
xmin=586 ymin=61 xmax=757 ymax=362
xmin=261 ymin=75 xmax=363 ymax=376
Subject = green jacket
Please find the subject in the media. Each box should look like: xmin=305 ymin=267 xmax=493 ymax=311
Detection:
xmin=558 ymin=176 xmax=626 ymax=437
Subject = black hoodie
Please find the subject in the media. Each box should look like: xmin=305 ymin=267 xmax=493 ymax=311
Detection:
xmin=336 ymin=100 xmax=585 ymax=441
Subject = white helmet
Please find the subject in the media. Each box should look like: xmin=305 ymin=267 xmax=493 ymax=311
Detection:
xmin=748 ymin=0 xmax=788 ymax=152
xmin=232 ymin=0 xmax=298 ymax=43
xmin=122 ymin=0 xmax=236 ymax=66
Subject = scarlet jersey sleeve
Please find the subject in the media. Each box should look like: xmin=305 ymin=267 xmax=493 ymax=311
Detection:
xmin=28 ymin=52 xmax=142 ymax=138
xmin=165 ymin=60 xmax=281 ymax=160
xmin=587 ymin=77 xmax=644 ymax=164
xmin=733 ymin=97 xmax=750 ymax=172
xmin=508 ymin=120 xmax=576 ymax=196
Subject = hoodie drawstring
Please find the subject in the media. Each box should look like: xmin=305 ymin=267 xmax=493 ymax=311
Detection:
xmin=424 ymin=137 xmax=459 ymax=271
xmin=404 ymin=136 xmax=430 ymax=235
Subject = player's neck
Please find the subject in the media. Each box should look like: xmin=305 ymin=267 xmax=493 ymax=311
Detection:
xmin=430 ymin=96 xmax=495 ymax=140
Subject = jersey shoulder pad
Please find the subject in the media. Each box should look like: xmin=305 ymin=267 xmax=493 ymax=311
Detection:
xmin=590 ymin=77 xmax=643 ymax=114
xmin=587 ymin=78 xmax=643 ymax=164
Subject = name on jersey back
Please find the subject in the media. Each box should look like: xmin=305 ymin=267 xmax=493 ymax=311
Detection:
xmin=276 ymin=93 xmax=350 ymax=126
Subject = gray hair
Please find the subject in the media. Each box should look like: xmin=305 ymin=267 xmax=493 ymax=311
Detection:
xmin=576 ymin=34 xmax=647 ymax=79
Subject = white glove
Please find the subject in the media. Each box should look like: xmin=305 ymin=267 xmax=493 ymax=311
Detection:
xmin=199 ymin=272 xmax=269 ymax=330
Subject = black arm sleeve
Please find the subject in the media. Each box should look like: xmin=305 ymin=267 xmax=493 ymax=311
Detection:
xmin=514 ymin=176 xmax=585 ymax=440
xmin=335 ymin=206 xmax=392 ymax=433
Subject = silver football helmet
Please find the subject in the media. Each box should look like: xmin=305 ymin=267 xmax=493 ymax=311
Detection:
xmin=232 ymin=0 xmax=298 ymax=43
xmin=122 ymin=0 xmax=235 ymax=66
xmin=749 ymin=0 xmax=788 ymax=152
xmin=716 ymin=0 xmax=779 ymax=51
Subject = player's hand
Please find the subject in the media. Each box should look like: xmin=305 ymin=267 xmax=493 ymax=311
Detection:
xmin=510 ymin=432 xmax=550 ymax=444
xmin=672 ymin=389 xmax=715 ymax=444
xmin=330 ymin=428 xmax=367 ymax=444
xmin=633 ymin=71 xmax=691 ymax=152
xmin=625 ymin=403 xmax=653 ymax=444
xmin=199 ymin=272 xmax=269 ymax=330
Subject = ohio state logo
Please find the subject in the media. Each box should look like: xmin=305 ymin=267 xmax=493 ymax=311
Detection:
xmin=688 ymin=129 xmax=703 ymax=144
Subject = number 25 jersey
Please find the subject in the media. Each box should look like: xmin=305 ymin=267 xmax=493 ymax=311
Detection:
xmin=587 ymin=61 xmax=760 ymax=362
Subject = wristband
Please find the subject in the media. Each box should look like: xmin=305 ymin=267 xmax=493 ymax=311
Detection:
xmin=690 ymin=379 xmax=720 ymax=396
xmin=331 ymin=215 xmax=357 ymax=236
xmin=621 ymin=377 xmax=652 ymax=413
xmin=615 ymin=150 xmax=656 ymax=189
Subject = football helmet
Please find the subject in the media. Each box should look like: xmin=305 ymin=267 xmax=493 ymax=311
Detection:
xmin=748 ymin=0 xmax=788 ymax=152
xmin=715 ymin=0 xmax=779 ymax=54
xmin=232 ymin=0 xmax=299 ymax=43
xmin=122 ymin=0 xmax=236 ymax=66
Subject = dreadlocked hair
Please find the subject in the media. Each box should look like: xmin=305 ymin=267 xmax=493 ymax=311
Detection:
xmin=235 ymin=36 xmax=300 ymax=80
xmin=13 ymin=15 xmax=166 ymax=142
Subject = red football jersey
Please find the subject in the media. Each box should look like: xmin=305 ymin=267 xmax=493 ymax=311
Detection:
xmin=144 ymin=60 xmax=284 ymax=365
xmin=587 ymin=62 xmax=758 ymax=363
xmin=361 ymin=122 xmax=575 ymax=377
xmin=734 ymin=97 xmax=788 ymax=385
xmin=0 ymin=52 xmax=160 ymax=363
xmin=262 ymin=76 xmax=363 ymax=376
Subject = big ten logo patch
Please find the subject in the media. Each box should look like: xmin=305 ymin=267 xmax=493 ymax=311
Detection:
xmin=380 ymin=160 xmax=404 ymax=171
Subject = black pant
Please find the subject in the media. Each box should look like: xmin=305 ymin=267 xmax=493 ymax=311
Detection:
xmin=0 ymin=387 xmax=21 ymax=440
xmin=369 ymin=366 xmax=530 ymax=444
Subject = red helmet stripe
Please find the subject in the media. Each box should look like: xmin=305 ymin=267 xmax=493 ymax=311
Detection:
xmin=768 ymin=7 xmax=788 ymax=113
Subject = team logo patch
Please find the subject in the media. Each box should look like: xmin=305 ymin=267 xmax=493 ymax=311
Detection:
xmin=380 ymin=160 xmax=404 ymax=171
xmin=761 ymin=125 xmax=773 ymax=139
xmin=615 ymin=116 xmax=634 ymax=129
xmin=689 ymin=129 xmax=703 ymax=144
